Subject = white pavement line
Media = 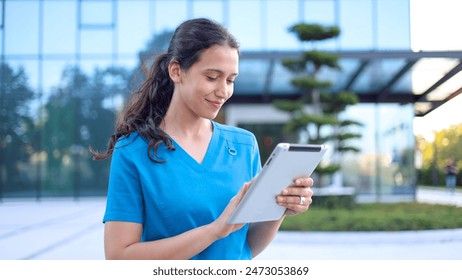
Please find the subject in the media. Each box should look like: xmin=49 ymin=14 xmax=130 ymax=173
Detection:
xmin=21 ymin=222 xmax=101 ymax=260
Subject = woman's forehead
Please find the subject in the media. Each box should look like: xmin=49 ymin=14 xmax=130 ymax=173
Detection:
xmin=194 ymin=45 xmax=239 ymax=74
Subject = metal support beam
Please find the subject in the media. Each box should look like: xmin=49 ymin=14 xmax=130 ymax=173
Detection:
xmin=377 ymin=59 xmax=418 ymax=102
xmin=416 ymin=86 xmax=462 ymax=116
xmin=229 ymin=92 xmax=417 ymax=104
xmin=344 ymin=60 xmax=369 ymax=91
xmin=240 ymin=50 xmax=462 ymax=60
xmin=417 ymin=59 xmax=462 ymax=102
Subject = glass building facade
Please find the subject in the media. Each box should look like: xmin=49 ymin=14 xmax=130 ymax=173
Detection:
xmin=0 ymin=0 xmax=418 ymax=200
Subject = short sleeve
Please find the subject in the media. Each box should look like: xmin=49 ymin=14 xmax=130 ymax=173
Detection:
xmin=103 ymin=144 xmax=144 ymax=224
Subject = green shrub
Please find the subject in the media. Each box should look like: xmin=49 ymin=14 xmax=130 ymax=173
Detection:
xmin=281 ymin=202 xmax=462 ymax=231
xmin=310 ymin=194 xmax=356 ymax=209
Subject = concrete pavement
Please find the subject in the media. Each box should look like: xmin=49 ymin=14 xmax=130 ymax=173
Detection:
xmin=0 ymin=187 xmax=461 ymax=260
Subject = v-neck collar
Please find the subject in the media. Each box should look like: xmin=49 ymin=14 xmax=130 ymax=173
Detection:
xmin=168 ymin=121 xmax=219 ymax=172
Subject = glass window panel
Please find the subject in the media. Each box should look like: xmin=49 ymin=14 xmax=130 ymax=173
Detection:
xmin=304 ymin=0 xmax=338 ymax=50
xmin=340 ymin=104 xmax=377 ymax=193
xmin=0 ymin=1 xmax=4 ymax=27
xmin=43 ymin=1 xmax=77 ymax=54
xmin=1 ymin=58 xmax=44 ymax=197
xmin=115 ymin=57 xmax=139 ymax=71
xmin=377 ymin=104 xmax=414 ymax=194
xmin=353 ymin=59 xmax=406 ymax=93
xmin=80 ymin=29 xmax=113 ymax=54
xmin=192 ymin=1 xmax=223 ymax=23
xmin=39 ymin=94 xmax=78 ymax=197
xmin=377 ymin=0 xmax=410 ymax=49
xmin=391 ymin=70 xmax=412 ymax=94
xmin=0 ymin=0 xmax=3 ymax=52
xmin=79 ymin=59 xmax=114 ymax=76
xmin=8 ymin=60 xmax=39 ymax=92
xmin=394 ymin=63 xmax=417 ymax=94
xmin=377 ymin=59 xmax=408 ymax=89
xmin=102 ymin=91 xmax=125 ymax=112
xmin=338 ymin=0 xmax=373 ymax=50
xmin=305 ymin=0 xmax=336 ymax=25
xmin=266 ymin=0 xmax=299 ymax=50
xmin=5 ymin=1 xmax=39 ymax=54
xmin=341 ymin=103 xmax=415 ymax=197
xmin=234 ymin=59 xmax=268 ymax=94
xmin=229 ymin=0 xmax=261 ymax=50
xmin=335 ymin=59 xmax=360 ymax=91
xmin=42 ymin=60 xmax=76 ymax=97
xmin=154 ymin=0 xmax=188 ymax=33
xmin=352 ymin=60 xmax=383 ymax=92
xmin=81 ymin=1 xmax=113 ymax=25
xmin=410 ymin=58 xmax=459 ymax=95
xmin=270 ymin=61 xmax=298 ymax=94
xmin=117 ymin=1 xmax=151 ymax=54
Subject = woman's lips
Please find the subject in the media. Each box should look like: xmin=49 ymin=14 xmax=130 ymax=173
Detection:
xmin=207 ymin=99 xmax=224 ymax=109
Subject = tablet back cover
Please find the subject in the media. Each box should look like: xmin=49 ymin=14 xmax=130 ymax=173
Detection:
xmin=228 ymin=143 xmax=327 ymax=224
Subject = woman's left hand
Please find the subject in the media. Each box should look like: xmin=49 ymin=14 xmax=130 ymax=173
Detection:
xmin=276 ymin=177 xmax=314 ymax=216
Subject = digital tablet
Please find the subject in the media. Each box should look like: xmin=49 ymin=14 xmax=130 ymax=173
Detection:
xmin=228 ymin=143 xmax=327 ymax=224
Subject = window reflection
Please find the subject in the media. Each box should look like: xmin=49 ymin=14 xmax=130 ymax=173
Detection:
xmin=1 ymin=0 xmax=419 ymax=199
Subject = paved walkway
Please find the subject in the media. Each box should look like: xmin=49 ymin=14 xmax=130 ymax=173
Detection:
xmin=416 ymin=186 xmax=462 ymax=207
xmin=0 ymin=187 xmax=461 ymax=260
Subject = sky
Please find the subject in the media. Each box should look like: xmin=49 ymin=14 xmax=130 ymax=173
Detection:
xmin=410 ymin=0 xmax=462 ymax=140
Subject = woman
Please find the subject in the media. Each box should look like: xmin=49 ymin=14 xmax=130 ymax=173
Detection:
xmin=91 ymin=18 xmax=314 ymax=260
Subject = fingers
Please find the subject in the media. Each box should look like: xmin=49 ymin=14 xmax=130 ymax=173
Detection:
xmin=276 ymin=187 xmax=313 ymax=206
xmin=280 ymin=177 xmax=313 ymax=196
xmin=223 ymin=180 xmax=254 ymax=223
xmin=215 ymin=181 xmax=254 ymax=237
xmin=276 ymin=177 xmax=314 ymax=216
xmin=293 ymin=177 xmax=314 ymax=188
xmin=232 ymin=179 xmax=254 ymax=204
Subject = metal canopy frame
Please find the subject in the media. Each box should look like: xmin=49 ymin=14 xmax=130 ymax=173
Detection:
xmin=234 ymin=50 xmax=462 ymax=117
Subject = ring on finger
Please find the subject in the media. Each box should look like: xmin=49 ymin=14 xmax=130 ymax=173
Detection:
xmin=299 ymin=196 xmax=305 ymax=205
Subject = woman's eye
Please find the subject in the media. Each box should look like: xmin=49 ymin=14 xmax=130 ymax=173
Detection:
xmin=206 ymin=76 xmax=217 ymax=81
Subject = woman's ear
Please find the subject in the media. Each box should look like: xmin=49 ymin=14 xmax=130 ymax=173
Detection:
xmin=168 ymin=60 xmax=182 ymax=83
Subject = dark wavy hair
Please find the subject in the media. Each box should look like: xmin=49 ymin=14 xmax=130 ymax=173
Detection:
xmin=90 ymin=18 xmax=240 ymax=162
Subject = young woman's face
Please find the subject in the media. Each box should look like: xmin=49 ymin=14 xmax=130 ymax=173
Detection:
xmin=173 ymin=44 xmax=239 ymax=120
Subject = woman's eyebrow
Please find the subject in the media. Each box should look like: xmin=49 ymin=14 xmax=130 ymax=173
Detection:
xmin=204 ymin=68 xmax=239 ymax=77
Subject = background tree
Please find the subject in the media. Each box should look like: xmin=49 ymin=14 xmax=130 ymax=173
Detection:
xmin=39 ymin=66 xmax=130 ymax=195
xmin=0 ymin=63 xmax=35 ymax=197
xmin=273 ymin=23 xmax=362 ymax=188
xmin=416 ymin=123 xmax=462 ymax=187
xmin=130 ymin=30 xmax=174 ymax=92
xmin=1 ymin=30 xmax=176 ymax=198
xmin=36 ymin=30 xmax=172 ymax=197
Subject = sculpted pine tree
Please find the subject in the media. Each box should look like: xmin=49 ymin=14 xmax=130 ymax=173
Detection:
xmin=274 ymin=23 xmax=362 ymax=188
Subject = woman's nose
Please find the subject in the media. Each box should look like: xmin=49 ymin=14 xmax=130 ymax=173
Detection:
xmin=216 ymin=80 xmax=231 ymax=99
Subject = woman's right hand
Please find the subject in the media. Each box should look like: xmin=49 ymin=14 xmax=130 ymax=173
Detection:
xmin=209 ymin=180 xmax=253 ymax=239
xmin=104 ymin=180 xmax=255 ymax=260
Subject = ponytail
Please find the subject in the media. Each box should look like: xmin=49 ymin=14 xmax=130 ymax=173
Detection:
xmin=90 ymin=52 xmax=175 ymax=162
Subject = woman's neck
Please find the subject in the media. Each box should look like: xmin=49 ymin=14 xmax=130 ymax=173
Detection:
xmin=160 ymin=107 xmax=213 ymax=164
xmin=161 ymin=109 xmax=212 ymax=140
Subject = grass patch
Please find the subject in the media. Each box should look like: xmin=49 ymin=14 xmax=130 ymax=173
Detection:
xmin=281 ymin=202 xmax=462 ymax=231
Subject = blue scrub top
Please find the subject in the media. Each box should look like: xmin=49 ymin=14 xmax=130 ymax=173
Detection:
xmin=103 ymin=121 xmax=262 ymax=260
